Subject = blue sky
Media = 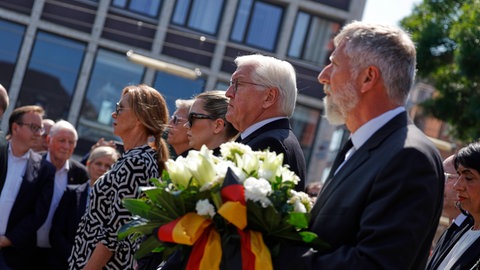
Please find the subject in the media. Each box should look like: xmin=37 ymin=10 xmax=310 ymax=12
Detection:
xmin=361 ymin=0 xmax=422 ymax=26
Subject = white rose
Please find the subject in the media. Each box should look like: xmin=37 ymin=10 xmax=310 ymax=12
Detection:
xmin=244 ymin=177 xmax=272 ymax=208
xmin=195 ymin=199 xmax=216 ymax=218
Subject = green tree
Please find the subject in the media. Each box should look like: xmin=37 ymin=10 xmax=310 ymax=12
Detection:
xmin=400 ymin=0 xmax=480 ymax=142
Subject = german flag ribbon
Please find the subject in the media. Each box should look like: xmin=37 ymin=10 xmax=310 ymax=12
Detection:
xmin=156 ymin=168 xmax=272 ymax=270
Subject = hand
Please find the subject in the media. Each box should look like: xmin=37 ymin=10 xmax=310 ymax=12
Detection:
xmin=0 ymin=235 xmax=12 ymax=248
xmin=91 ymin=138 xmax=116 ymax=151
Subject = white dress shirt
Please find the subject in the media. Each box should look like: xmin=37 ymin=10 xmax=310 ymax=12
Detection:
xmin=36 ymin=154 xmax=70 ymax=247
xmin=0 ymin=144 xmax=30 ymax=235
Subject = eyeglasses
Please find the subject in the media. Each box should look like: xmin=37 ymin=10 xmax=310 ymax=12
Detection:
xmin=444 ymin=172 xmax=459 ymax=182
xmin=115 ymin=102 xmax=129 ymax=115
xmin=187 ymin=112 xmax=215 ymax=127
xmin=170 ymin=115 xmax=187 ymax=126
xmin=16 ymin=122 xmax=45 ymax=134
xmin=229 ymin=79 xmax=269 ymax=93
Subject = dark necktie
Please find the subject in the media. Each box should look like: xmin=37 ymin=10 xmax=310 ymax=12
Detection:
xmin=329 ymin=139 xmax=353 ymax=177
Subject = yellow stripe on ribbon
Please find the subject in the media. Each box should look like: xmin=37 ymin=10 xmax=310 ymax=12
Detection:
xmin=218 ymin=201 xmax=247 ymax=230
xmin=171 ymin=213 xmax=212 ymax=245
xmin=185 ymin=226 xmax=222 ymax=270
xmin=249 ymin=230 xmax=273 ymax=270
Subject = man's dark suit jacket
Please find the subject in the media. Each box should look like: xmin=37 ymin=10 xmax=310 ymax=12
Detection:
xmin=38 ymin=156 xmax=88 ymax=268
xmin=426 ymin=214 xmax=480 ymax=270
xmin=275 ymin=112 xmax=444 ymax=270
xmin=50 ymin=181 xmax=89 ymax=269
xmin=0 ymin=141 xmax=56 ymax=269
xmin=239 ymin=118 xmax=306 ymax=191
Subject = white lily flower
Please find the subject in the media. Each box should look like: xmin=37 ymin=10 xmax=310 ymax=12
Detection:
xmin=165 ymin=157 xmax=192 ymax=188
xmin=236 ymin=151 xmax=259 ymax=177
xmin=220 ymin=142 xmax=253 ymax=162
xmin=279 ymin=166 xmax=300 ymax=185
xmin=187 ymin=145 xmax=217 ymax=187
xmin=288 ymin=190 xmax=312 ymax=212
xmin=258 ymin=151 xmax=284 ymax=182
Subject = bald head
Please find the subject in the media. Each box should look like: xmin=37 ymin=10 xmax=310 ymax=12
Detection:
xmin=0 ymin=84 xmax=9 ymax=118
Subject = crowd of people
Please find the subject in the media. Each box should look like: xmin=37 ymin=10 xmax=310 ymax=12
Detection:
xmin=0 ymin=21 xmax=479 ymax=270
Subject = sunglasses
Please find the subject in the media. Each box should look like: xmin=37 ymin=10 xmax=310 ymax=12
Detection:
xmin=170 ymin=115 xmax=187 ymax=126
xmin=115 ymin=102 xmax=130 ymax=115
xmin=187 ymin=112 xmax=215 ymax=127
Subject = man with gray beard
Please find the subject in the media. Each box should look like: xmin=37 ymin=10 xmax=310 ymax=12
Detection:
xmin=274 ymin=21 xmax=444 ymax=270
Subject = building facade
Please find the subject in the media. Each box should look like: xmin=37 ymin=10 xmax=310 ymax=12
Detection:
xmin=0 ymin=0 xmax=366 ymax=184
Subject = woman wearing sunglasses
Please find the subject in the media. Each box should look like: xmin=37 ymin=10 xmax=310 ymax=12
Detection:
xmin=185 ymin=90 xmax=238 ymax=155
xmin=69 ymin=84 xmax=170 ymax=270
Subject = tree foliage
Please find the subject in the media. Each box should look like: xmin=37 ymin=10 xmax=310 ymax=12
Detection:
xmin=400 ymin=0 xmax=480 ymax=142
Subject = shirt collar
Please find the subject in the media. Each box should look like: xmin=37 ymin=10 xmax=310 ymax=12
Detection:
xmin=46 ymin=152 xmax=71 ymax=172
xmin=240 ymin=117 xmax=286 ymax=140
xmin=8 ymin=142 xmax=31 ymax=160
xmin=350 ymin=107 xmax=405 ymax=150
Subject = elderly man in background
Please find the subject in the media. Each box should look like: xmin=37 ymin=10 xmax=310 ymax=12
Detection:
xmin=34 ymin=120 xmax=88 ymax=269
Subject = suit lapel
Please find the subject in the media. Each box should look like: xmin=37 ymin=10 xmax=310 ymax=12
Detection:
xmin=313 ymin=112 xmax=409 ymax=214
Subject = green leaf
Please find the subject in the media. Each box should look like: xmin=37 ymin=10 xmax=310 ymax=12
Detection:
xmin=134 ymin=235 xmax=165 ymax=259
xmin=299 ymin=232 xmax=331 ymax=250
xmin=118 ymin=219 xmax=162 ymax=240
xmin=287 ymin=212 xmax=309 ymax=229
xmin=123 ymin=198 xmax=151 ymax=217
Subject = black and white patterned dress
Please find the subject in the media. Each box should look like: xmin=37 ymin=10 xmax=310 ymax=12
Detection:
xmin=69 ymin=145 xmax=159 ymax=270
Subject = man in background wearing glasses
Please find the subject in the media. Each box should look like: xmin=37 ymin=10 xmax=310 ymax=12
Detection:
xmin=225 ymin=54 xmax=306 ymax=191
xmin=0 ymin=105 xmax=56 ymax=269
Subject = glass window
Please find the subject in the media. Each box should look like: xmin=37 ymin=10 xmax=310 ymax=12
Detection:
xmin=153 ymin=71 xmax=205 ymax=114
xmin=230 ymin=0 xmax=284 ymax=51
xmin=172 ymin=0 xmax=224 ymax=35
xmin=18 ymin=32 xmax=85 ymax=120
xmin=290 ymin=104 xmax=321 ymax=163
xmin=112 ymin=0 xmax=162 ymax=17
xmin=77 ymin=49 xmax=144 ymax=142
xmin=288 ymin=12 xmax=341 ymax=65
xmin=0 ymin=20 xmax=25 ymax=89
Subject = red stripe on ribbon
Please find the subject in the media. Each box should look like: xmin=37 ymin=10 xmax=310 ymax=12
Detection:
xmin=221 ymin=184 xmax=245 ymax=204
xmin=157 ymin=218 xmax=178 ymax=243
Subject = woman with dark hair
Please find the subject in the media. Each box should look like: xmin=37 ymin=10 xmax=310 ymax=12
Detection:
xmin=428 ymin=141 xmax=480 ymax=269
xmin=69 ymin=84 xmax=170 ymax=270
xmin=185 ymin=90 xmax=238 ymax=155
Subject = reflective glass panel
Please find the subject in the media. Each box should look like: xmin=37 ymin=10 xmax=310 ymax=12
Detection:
xmin=153 ymin=71 xmax=205 ymax=114
xmin=19 ymin=31 xmax=85 ymax=120
xmin=77 ymin=49 xmax=144 ymax=141
xmin=0 ymin=20 xmax=25 ymax=88
xmin=230 ymin=0 xmax=283 ymax=51
xmin=172 ymin=0 xmax=224 ymax=35
xmin=288 ymin=11 xmax=341 ymax=65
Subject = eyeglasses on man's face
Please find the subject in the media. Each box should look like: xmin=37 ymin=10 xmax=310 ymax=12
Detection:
xmin=228 ymin=79 xmax=269 ymax=93
xmin=170 ymin=115 xmax=187 ymax=126
xmin=115 ymin=102 xmax=130 ymax=115
xmin=444 ymin=172 xmax=459 ymax=182
xmin=187 ymin=112 xmax=215 ymax=127
xmin=17 ymin=122 xmax=45 ymax=134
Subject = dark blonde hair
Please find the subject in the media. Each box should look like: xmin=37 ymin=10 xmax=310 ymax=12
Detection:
xmin=121 ymin=84 xmax=170 ymax=171
xmin=8 ymin=105 xmax=45 ymax=136
xmin=195 ymin=90 xmax=238 ymax=140
xmin=88 ymin=146 xmax=120 ymax=164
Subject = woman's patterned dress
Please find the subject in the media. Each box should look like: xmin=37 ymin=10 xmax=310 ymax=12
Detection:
xmin=69 ymin=145 xmax=159 ymax=269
